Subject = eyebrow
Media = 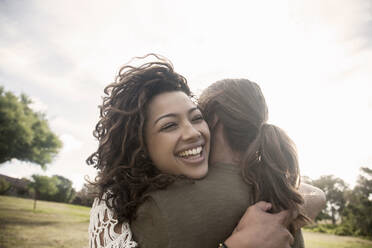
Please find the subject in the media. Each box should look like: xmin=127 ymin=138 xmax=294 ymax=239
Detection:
xmin=153 ymin=107 xmax=199 ymax=126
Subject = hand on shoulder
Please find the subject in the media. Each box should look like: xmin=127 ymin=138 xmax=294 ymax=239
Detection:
xmin=224 ymin=201 xmax=295 ymax=248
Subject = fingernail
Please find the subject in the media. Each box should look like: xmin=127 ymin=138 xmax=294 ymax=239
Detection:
xmin=292 ymin=210 xmax=298 ymax=219
xmin=265 ymin=203 xmax=272 ymax=211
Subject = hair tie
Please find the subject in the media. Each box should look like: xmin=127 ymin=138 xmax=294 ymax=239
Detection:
xmin=259 ymin=122 xmax=269 ymax=132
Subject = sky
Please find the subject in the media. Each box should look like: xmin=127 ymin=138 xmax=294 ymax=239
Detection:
xmin=0 ymin=0 xmax=371 ymax=190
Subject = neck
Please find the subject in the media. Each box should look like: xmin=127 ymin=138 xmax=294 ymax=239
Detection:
xmin=209 ymin=123 xmax=241 ymax=165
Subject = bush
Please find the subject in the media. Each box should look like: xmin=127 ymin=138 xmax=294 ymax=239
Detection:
xmin=0 ymin=177 xmax=11 ymax=194
xmin=71 ymin=183 xmax=95 ymax=207
xmin=304 ymin=223 xmax=338 ymax=234
xmin=334 ymin=224 xmax=354 ymax=236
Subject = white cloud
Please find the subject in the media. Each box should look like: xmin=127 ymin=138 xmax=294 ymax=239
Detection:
xmin=29 ymin=96 xmax=48 ymax=112
xmin=60 ymin=134 xmax=83 ymax=153
xmin=0 ymin=160 xmax=45 ymax=180
xmin=0 ymin=0 xmax=371 ymax=190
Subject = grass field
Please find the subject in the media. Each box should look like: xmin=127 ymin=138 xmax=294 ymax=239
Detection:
xmin=1 ymin=195 xmax=372 ymax=248
xmin=303 ymin=231 xmax=372 ymax=248
xmin=0 ymin=195 xmax=90 ymax=248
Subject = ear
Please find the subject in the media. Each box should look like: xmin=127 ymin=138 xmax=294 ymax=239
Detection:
xmin=211 ymin=120 xmax=224 ymax=144
xmin=209 ymin=114 xmax=219 ymax=131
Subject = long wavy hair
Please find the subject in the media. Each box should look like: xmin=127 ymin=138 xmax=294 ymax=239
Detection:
xmin=87 ymin=54 xmax=191 ymax=223
xmin=199 ymin=79 xmax=310 ymax=233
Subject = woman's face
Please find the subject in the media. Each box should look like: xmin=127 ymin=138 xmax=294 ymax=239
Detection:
xmin=145 ymin=91 xmax=210 ymax=179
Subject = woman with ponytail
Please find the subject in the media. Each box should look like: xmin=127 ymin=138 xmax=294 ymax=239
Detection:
xmin=199 ymin=79 xmax=309 ymax=237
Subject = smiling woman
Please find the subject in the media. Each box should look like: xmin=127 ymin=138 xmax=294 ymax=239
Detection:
xmin=145 ymin=91 xmax=210 ymax=179
xmin=86 ymin=54 xmax=211 ymax=248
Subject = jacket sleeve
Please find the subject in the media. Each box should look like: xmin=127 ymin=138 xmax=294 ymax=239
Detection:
xmin=131 ymin=197 xmax=169 ymax=248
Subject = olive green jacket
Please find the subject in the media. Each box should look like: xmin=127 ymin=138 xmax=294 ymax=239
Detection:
xmin=132 ymin=162 xmax=304 ymax=248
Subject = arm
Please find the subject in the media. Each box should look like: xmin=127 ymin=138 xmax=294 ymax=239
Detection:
xmin=224 ymin=202 xmax=296 ymax=248
xmin=299 ymin=183 xmax=326 ymax=220
xmin=131 ymin=198 xmax=168 ymax=248
xmin=89 ymin=197 xmax=138 ymax=248
xmin=224 ymin=184 xmax=325 ymax=248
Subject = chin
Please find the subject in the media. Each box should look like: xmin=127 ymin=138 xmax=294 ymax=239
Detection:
xmin=185 ymin=165 xmax=208 ymax=179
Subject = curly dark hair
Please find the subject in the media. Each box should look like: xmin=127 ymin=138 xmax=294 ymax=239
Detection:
xmin=86 ymin=54 xmax=191 ymax=223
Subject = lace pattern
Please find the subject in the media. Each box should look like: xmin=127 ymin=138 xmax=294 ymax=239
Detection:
xmin=89 ymin=196 xmax=137 ymax=248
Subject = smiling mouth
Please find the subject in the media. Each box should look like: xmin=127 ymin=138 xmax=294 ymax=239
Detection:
xmin=177 ymin=146 xmax=203 ymax=158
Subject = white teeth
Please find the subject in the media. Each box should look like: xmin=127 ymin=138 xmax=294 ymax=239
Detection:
xmin=178 ymin=146 xmax=202 ymax=157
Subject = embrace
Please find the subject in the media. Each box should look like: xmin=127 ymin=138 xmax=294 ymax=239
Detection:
xmin=87 ymin=54 xmax=326 ymax=248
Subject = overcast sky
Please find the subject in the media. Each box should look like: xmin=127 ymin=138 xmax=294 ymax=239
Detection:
xmin=0 ymin=0 xmax=371 ymax=190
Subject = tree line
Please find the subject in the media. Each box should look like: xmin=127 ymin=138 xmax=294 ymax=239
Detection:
xmin=304 ymin=167 xmax=372 ymax=238
xmin=0 ymin=174 xmax=95 ymax=209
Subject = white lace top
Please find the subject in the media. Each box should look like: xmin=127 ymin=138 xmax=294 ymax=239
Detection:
xmin=89 ymin=196 xmax=137 ymax=248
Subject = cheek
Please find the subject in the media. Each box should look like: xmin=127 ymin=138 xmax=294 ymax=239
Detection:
xmin=147 ymin=136 xmax=159 ymax=158
xmin=147 ymin=134 xmax=175 ymax=161
xmin=145 ymin=132 xmax=158 ymax=160
xmin=147 ymin=135 xmax=177 ymax=173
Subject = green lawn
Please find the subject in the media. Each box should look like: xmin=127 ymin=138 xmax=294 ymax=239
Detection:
xmin=0 ymin=195 xmax=90 ymax=248
xmin=303 ymin=231 xmax=372 ymax=248
xmin=1 ymin=195 xmax=371 ymax=248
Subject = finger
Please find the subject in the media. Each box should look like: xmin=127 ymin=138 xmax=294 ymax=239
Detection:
xmin=276 ymin=210 xmax=292 ymax=227
xmin=280 ymin=228 xmax=294 ymax=247
xmin=287 ymin=230 xmax=294 ymax=246
xmin=282 ymin=229 xmax=294 ymax=248
xmin=291 ymin=209 xmax=299 ymax=220
xmin=254 ymin=201 xmax=272 ymax=212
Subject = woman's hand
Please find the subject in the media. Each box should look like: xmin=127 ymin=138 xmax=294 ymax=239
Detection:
xmin=224 ymin=201 xmax=296 ymax=248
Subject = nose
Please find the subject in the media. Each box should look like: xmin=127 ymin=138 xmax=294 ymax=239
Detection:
xmin=181 ymin=122 xmax=201 ymax=141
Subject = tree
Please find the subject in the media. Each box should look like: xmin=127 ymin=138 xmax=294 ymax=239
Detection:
xmin=28 ymin=174 xmax=58 ymax=211
xmin=72 ymin=183 xmax=96 ymax=207
xmin=0 ymin=86 xmax=62 ymax=168
xmin=341 ymin=167 xmax=372 ymax=236
xmin=354 ymin=167 xmax=372 ymax=198
xmin=310 ymin=175 xmax=348 ymax=224
xmin=51 ymin=175 xmax=76 ymax=203
xmin=0 ymin=177 xmax=10 ymax=194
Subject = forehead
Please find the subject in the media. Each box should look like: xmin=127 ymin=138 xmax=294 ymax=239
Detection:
xmin=147 ymin=91 xmax=195 ymax=119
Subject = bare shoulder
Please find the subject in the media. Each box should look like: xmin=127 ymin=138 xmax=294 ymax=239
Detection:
xmin=299 ymin=183 xmax=326 ymax=220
